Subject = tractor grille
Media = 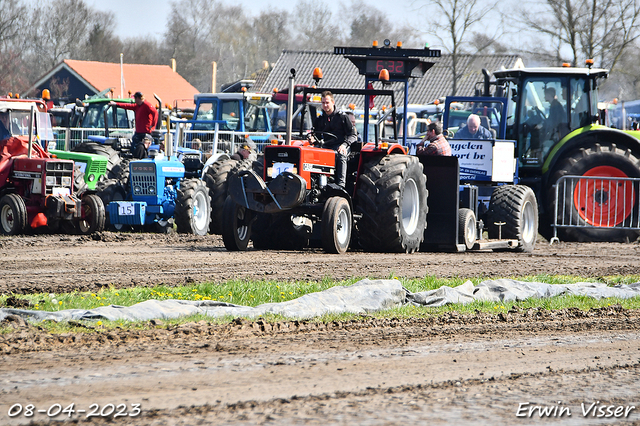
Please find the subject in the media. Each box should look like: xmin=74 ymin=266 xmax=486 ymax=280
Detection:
xmin=264 ymin=147 xmax=300 ymax=181
xmin=44 ymin=161 xmax=74 ymax=195
xmin=131 ymin=162 xmax=157 ymax=196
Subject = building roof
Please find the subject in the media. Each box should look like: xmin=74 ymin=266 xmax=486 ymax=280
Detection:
xmin=28 ymin=60 xmax=199 ymax=109
xmin=259 ymin=50 xmax=523 ymax=109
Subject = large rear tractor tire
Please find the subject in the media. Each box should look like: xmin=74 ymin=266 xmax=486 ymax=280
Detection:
xmin=355 ymin=155 xmax=428 ymax=253
xmin=175 ymin=178 xmax=211 ymax=235
xmin=203 ymin=158 xmax=238 ymax=234
xmin=77 ymin=194 xmax=106 ymax=235
xmin=0 ymin=194 xmax=27 ymax=235
xmin=72 ymin=142 xmax=122 ymax=178
xmin=548 ymin=143 xmax=640 ymax=242
xmin=487 ymin=185 xmax=538 ymax=252
xmin=221 ymin=196 xmax=253 ymax=251
xmin=321 ymin=197 xmax=352 ymax=254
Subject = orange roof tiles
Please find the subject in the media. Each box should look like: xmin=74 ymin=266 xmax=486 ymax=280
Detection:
xmin=64 ymin=59 xmax=197 ymax=109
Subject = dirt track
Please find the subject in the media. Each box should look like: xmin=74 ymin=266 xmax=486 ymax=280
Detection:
xmin=1 ymin=233 xmax=640 ymax=425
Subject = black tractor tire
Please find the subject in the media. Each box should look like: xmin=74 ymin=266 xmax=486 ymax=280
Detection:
xmin=73 ymin=169 xmax=88 ymax=195
xmin=252 ymin=153 xmax=264 ymax=178
xmin=321 ymin=197 xmax=352 ymax=254
xmin=548 ymin=143 xmax=640 ymax=242
xmin=203 ymin=158 xmax=239 ymax=234
xmin=76 ymin=194 xmax=106 ymax=235
xmin=251 ymin=213 xmax=308 ymax=250
xmin=72 ymin=142 xmax=122 ymax=176
xmin=175 ymin=178 xmax=211 ymax=235
xmin=221 ymin=196 xmax=253 ymax=251
xmin=109 ymin=158 xmax=130 ymax=185
xmin=0 ymin=194 xmax=27 ymax=235
xmin=487 ymin=185 xmax=538 ymax=252
xmin=458 ymin=208 xmax=477 ymax=251
xmin=95 ymin=179 xmax=129 ymax=231
xmin=355 ymin=155 xmax=428 ymax=253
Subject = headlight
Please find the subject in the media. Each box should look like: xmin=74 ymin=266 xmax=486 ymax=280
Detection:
xmin=134 ymin=185 xmax=142 ymax=194
xmin=46 ymin=176 xmax=57 ymax=186
xmin=61 ymin=176 xmax=72 ymax=186
xmin=88 ymin=174 xmax=96 ymax=182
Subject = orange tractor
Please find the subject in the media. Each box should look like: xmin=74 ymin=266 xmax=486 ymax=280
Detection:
xmin=221 ymin=84 xmax=428 ymax=254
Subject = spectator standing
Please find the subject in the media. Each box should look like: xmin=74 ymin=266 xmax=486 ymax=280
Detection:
xmin=109 ymin=91 xmax=158 ymax=154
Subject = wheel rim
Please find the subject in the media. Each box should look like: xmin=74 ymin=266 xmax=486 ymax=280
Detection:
xmin=78 ymin=202 xmax=92 ymax=233
xmin=193 ymin=190 xmax=209 ymax=231
xmin=402 ymin=178 xmax=419 ymax=235
xmin=236 ymin=206 xmax=249 ymax=240
xmin=336 ymin=207 xmax=350 ymax=246
xmin=465 ymin=215 xmax=476 ymax=244
xmin=521 ymin=200 xmax=536 ymax=244
xmin=573 ymin=166 xmax=634 ymax=227
xmin=1 ymin=204 xmax=13 ymax=232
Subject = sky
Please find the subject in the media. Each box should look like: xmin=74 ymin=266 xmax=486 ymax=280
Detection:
xmin=86 ymin=0 xmax=420 ymax=43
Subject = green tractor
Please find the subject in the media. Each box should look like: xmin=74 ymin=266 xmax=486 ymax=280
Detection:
xmin=477 ymin=63 xmax=640 ymax=242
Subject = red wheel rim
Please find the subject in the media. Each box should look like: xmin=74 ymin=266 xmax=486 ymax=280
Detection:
xmin=573 ymin=166 xmax=634 ymax=226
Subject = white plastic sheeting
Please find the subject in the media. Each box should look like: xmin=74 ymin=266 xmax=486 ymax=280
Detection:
xmin=1 ymin=279 xmax=640 ymax=324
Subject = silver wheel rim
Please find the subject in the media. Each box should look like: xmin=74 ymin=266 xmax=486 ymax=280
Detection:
xmin=193 ymin=190 xmax=209 ymax=231
xmin=465 ymin=215 xmax=476 ymax=244
xmin=1 ymin=204 xmax=13 ymax=231
xmin=336 ymin=207 xmax=350 ymax=246
xmin=521 ymin=200 xmax=536 ymax=244
xmin=402 ymin=178 xmax=419 ymax=235
xmin=236 ymin=206 xmax=248 ymax=240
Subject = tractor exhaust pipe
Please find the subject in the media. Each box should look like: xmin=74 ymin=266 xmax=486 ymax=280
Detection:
xmin=285 ymin=68 xmax=296 ymax=145
xmin=482 ymin=68 xmax=492 ymax=97
xmin=27 ymin=105 xmax=35 ymax=158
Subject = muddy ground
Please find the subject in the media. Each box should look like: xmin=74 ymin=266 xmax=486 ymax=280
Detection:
xmin=1 ymin=233 xmax=640 ymax=425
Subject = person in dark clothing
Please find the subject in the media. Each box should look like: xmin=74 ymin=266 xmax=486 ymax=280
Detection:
xmin=454 ymin=114 xmax=493 ymax=139
xmin=544 ymin=87 xmax=568 ymax=141
xmin=312 ymin=91 xmax=357 ymax=187
xmin=109 ymin=91 xmax=158 ymax=154
xmin=132 ymin=133 xmax=153 ymax=159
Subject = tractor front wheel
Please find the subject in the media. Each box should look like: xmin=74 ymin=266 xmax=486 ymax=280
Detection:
xmin=0 ymin=194 xmax=27 ymax=235
xmin=321 ymin=197 xmax=352 ymax=254
xmin=175 ymin=178 xmax=211 ymax=235
xmin=77 ymin=194 xmax=106 ymax=234
xmin=458 ymin=208 xmax=477 ymax=251
xmin=487 ymin=185 xmax=538 ymax=252
xmin=221 ymin=196 xmax=253 ymax=251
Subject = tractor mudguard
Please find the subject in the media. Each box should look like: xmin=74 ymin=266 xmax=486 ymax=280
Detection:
xmin=228 ymin=169 xmax=306 ymax=213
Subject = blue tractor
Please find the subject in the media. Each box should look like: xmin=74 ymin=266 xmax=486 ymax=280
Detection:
xmin=106 ymin=131 xmax=211 ymax=234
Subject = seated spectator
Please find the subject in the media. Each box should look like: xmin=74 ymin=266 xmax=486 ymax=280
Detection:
xmin=454 ymin=114 xmax=493 ymax=139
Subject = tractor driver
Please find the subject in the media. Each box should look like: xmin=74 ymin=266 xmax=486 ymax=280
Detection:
xmin=312 ymin=91 xmax=357 ymax=187
xmin=454 ymin=114 xmax=493 ymax=139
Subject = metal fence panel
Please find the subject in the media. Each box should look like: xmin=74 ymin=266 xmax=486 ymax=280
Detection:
xmin=551 ymin=174 xmax=640 ymax=242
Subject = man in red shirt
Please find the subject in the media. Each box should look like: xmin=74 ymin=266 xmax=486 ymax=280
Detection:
xmin=416 ymin=121 xmax=451 ymax=156
xmin=109 ymin=91 xmax=158 ymax=158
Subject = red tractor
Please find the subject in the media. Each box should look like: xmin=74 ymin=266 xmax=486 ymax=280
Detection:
xmin=221 ymin=86 xmax=427 ymax=254
xmin=0 ymin=98 xmax=105 ymax=235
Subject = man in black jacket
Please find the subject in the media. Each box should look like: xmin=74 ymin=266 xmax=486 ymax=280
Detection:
xmin=312 ymin=91 xmax=357 ymax=187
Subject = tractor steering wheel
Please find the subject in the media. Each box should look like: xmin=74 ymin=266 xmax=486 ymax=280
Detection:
xmin=307 ymin=131 xmax=337 ymax=147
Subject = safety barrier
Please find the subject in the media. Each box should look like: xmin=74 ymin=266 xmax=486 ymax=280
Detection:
xmin=52 ymin=127 xmax=284 ymax=154
xmin=551 ymin=174 xmax=640 ymax=243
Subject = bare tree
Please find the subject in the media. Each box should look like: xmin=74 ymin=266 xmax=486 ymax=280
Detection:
xmin=515 ymin=0 xmax=640 ymax=71
xmin=346 ymin=0 xmax=416 ymax=47
xmin=415 ymin=0 xmax=494 ymax=95
xmin=291 ymin=0 xmax=342 ymax=50
xmin=0 ymin=0 xmax=28 ymax=93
